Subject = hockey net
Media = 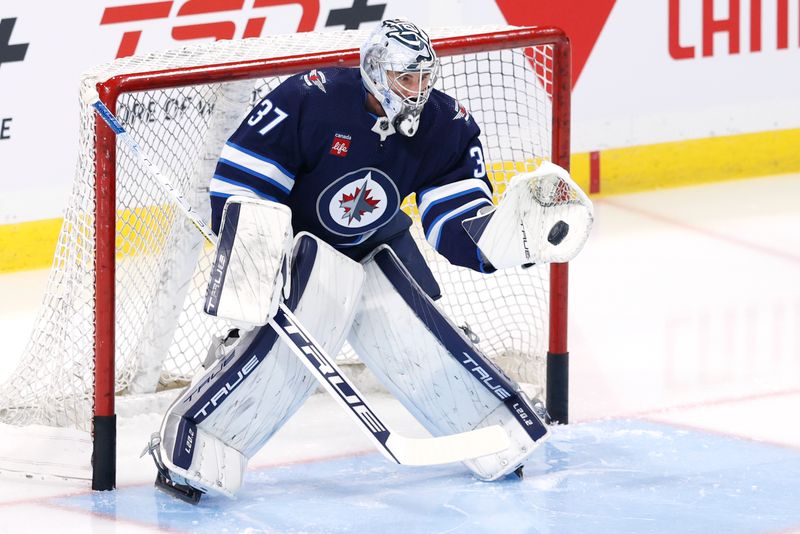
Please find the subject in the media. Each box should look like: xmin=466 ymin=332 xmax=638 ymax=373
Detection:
xmin=0 ymin=26 xmax=570 ymax=476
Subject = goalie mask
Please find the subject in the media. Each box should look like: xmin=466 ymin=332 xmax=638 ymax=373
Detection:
xmin=360 ymin=19 xmax=440 ymax=137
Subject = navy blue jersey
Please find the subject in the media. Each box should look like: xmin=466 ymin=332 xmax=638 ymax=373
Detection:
xmin=210 ymin=67 xmax=494 ymax=273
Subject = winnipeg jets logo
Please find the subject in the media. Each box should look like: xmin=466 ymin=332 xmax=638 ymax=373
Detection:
xmin=317 ymin=168 xmax=400 ymax=236
xmin=382 ymin=20 xmax=434 ymax=62
xmin=339 ymin=173 xmax=381 ymax=224
xmin=453 ymin=100 xmax=470 ymax=122
xmin=302 ymin=69 xmax=327 ymax=93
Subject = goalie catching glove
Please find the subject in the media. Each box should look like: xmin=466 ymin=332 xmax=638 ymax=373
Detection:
xmin=462 ymin=161 xmax=594 ymax=269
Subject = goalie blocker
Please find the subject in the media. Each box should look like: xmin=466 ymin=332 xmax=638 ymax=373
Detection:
xmin=203 ymin=195 xmax=293 ymax=325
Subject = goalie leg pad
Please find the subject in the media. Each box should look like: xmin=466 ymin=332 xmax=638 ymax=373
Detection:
xmin=348 ymin=246 xmax=549 ymax=480
xmin=158 ymin=232 xmax=365 ymax=497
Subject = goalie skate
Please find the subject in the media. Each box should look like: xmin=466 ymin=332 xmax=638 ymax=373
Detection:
xmin=143 ymin=433 xmax=204 ymax=505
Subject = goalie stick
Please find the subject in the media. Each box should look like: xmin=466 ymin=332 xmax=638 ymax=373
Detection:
xmin=92 ymin=99 xmax=511 ymax=467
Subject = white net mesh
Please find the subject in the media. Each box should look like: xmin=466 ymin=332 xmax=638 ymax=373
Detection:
xmin=0 ymin=27 xmax=561 ymax=432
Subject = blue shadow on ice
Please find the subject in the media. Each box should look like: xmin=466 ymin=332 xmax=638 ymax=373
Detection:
xmin=54 ymin=419 xmax=800 ymax=534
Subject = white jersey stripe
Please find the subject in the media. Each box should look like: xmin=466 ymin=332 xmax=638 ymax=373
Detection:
xmin=221 ymin=142 xmax=295 ymax=193
xmin=417 ymin=179 xmax=492 ymax=220
xmin=426 ymin=198 xmax=492 ymax=251
xmin=210 ymin=175 xmax=272 ymax=201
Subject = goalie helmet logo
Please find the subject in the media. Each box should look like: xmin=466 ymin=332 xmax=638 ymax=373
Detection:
xmin=382 ymin=19 xmax=435 ymax=65
xmin=316 ymin=167 xmax=400 ymax=236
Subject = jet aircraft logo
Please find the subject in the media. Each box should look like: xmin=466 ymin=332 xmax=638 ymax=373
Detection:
xmin=339 ymin=173 xmax=381 ymax=224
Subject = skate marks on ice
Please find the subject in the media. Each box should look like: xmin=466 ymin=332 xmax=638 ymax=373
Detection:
xmin=48 ymin=420 xmax=800 ymax=534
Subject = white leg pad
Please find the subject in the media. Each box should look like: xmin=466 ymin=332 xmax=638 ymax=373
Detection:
xmin=348 ymin=246 xmax=549 ymax=480
xmin=158 ymin=232 xmax=364 ymax=497
xmin=160 ymin=414 xmax=247 ymax=498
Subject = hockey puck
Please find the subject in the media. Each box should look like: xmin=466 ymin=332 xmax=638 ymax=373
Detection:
xmin=547 ymin=221 xmax=570 ymax=245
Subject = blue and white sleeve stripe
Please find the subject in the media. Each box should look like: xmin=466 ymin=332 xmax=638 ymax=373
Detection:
xmin=425 ymin=198 xmax=493 ymax=251
xmin=417 ymin=178 xmax=492 ymax=222
xmin=209 ymin=174 xmax=279 ymax=203
xmin=218 ymin=142 xmax=295 ymax=194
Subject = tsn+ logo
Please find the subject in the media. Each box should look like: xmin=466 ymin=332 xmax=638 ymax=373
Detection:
xmin=100 ymin=0 xmax=320 ymax=58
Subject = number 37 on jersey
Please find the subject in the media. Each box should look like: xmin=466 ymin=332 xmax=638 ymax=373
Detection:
xmin=248 ymin=99 xmax=288 ymax=136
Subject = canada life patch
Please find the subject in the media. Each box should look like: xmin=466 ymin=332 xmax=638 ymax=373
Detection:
xmin=316 ymin=167 xmax=400 ymax=237
xmin=330 ymin=133 xmax=351 ymax=157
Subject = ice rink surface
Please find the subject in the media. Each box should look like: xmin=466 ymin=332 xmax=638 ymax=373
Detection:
xmin=1 ymin=174 xmax=799 ymax=533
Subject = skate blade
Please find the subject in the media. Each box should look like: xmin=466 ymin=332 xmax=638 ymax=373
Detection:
xmin=155 ymin=472 xmax=204 ymax=505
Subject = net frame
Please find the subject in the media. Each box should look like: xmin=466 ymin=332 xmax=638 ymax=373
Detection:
xmin=94 ymin=26 xmax=571 ymax=488
xmin=5 ymin=26 xmax=571 ymax=489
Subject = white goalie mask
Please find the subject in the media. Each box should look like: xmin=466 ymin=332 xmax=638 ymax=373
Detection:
xmin=360 ymin=19 xmax=440 ymax=137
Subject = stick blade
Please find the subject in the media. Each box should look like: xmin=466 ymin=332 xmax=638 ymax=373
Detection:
xmin=386 ymin=425 xmax=510 ymax=466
